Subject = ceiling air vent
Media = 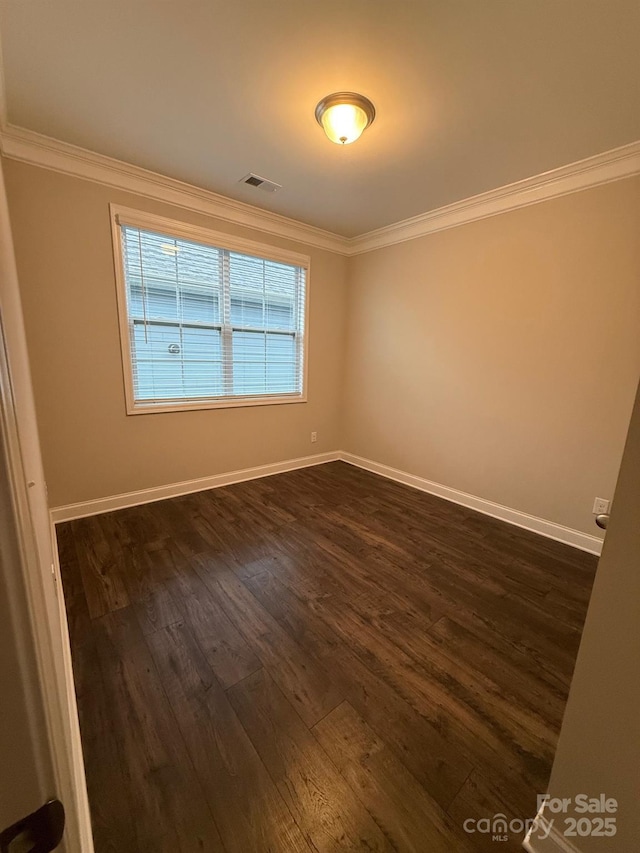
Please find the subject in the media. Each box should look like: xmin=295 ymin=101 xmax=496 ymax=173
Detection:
xmin=239 ymin=173 xmax=282 ymax=193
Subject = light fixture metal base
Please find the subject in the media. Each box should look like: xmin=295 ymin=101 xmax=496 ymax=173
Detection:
xmin=314 ymin=92 xmax=376 ymax=129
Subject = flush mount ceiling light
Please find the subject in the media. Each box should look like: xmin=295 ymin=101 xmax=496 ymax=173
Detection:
xmin=315 ymin=92 xmax=376 ymax=145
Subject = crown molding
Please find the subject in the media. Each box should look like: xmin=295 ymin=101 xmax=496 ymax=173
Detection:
xmin=1 ymin=122 xmax=639 ymax=257
xmin=0 ymin=124 xmax=351 ymax=255
xmin=351 ymin=139 xmax=640 ymax=254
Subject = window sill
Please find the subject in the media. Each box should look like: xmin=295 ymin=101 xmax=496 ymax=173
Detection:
xmin=126 ymin=394 xmax=307 ymax=415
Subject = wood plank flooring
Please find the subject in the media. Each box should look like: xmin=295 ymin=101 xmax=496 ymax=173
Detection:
xmin=57 ymin=461 xmax=598 ymax=852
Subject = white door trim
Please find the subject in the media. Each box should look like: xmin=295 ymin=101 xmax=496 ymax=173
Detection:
xmin=0 ymin=158 xmax=93 ymax=851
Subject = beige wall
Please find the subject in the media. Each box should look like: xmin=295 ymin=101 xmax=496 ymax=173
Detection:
xmin=4 ymin=157 xmax=640 ymax=540
xmin=539 ymin=377 xmax=640 ymax=851
xmin=3 ymin=159 xmax=348 ymax=507
xmin=343 ymin=178 xmax=640 ymax=536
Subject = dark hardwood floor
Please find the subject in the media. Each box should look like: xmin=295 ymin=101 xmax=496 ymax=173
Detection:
xmin=57 ymin=461 xmax=598 ymax=852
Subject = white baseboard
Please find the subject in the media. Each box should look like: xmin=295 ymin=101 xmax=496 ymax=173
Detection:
xmin=522 ymin=804 xmax=583 ymax=853
xmin=49 ymin=517 xmax=95 ymax=852
xmin=50 ymin=451 xmax=340 ymax=523
xmin=523 ymin=832 xmax=583 ymax=853
xmin=50 ymin=449 xmax=604 ymax=556
xmin=340 ymin=452 xmax=603 ymax=556
xmin=523 ymin=828 xmax=582 ymax=853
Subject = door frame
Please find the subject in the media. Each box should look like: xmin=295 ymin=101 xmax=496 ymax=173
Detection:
xmin=0 ymin=158 xmax=93 ymax=851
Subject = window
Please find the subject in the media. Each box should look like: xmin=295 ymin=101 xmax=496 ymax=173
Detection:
xmin=111 ymin=206 xmax=309 ymax=413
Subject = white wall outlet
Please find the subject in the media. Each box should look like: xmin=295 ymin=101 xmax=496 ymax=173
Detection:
xmin=592 ymin=497 xmax=610 ymax=515
xmin=310 ymin=431 xmax=318 ymax=443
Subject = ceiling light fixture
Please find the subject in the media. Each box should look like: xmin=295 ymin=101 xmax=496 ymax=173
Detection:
xmin=315 ymin=92 xmax=376 ymax=145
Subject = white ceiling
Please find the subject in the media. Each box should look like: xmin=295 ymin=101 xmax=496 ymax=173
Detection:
xmin=1 ymin=1 xmax=639 ymax=237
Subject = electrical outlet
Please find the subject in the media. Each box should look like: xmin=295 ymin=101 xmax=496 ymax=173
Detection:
xmin=311 ymin=431 xmax=318 ymax=443
xmin=592 ymin=497 xmax=610 ymax=515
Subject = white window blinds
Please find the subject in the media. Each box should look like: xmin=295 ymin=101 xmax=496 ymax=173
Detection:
xmin=118 ymin=223 xmax=307 ymax=410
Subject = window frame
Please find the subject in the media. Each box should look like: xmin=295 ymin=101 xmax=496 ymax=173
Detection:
xmin=110 ymin=204 xmax=310 ymax=415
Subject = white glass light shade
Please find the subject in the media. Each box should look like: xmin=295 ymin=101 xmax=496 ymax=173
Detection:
xmin=315 ymin=93 xmax=376 ymax=145
xmin=320 ymin=103 xmax=369 ymax=144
